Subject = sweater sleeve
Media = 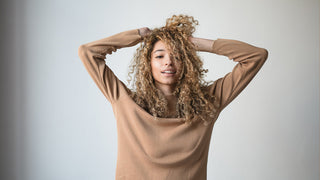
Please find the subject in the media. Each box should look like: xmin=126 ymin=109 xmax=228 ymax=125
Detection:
xmin=78 ymin=29 xmax=142 ymax=104
xmin=207 ymin=38 xmax=268 ymax=112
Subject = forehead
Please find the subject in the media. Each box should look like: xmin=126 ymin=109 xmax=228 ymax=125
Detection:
xmin=152 ymin=40 xmax=169 ymax=53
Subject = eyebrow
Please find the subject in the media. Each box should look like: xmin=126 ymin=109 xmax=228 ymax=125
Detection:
xmin=153 ymin=49 xmax=165 ymax=54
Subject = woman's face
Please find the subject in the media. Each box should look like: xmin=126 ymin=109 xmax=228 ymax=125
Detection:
xmin=150 ymin=40 xmax=182 ymax=89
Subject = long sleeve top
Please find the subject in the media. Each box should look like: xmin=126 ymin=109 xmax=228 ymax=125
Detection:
xmin=78 ymin=29 xmax=268 ymax=180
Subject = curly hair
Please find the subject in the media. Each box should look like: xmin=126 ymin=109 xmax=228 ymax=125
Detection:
xmin=128 ymin=14 xmax=220 ymax=126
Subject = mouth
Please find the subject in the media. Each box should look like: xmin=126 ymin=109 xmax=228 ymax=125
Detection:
xmin=161 ymin=70 xmax=176 ymax=74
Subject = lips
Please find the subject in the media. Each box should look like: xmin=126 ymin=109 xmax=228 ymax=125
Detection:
xmin=161 ymin=69 xmax=176 ymax=74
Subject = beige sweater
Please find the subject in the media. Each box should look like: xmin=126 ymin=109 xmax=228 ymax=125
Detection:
xmin=78 ymin=29 xmax=268 ymax=180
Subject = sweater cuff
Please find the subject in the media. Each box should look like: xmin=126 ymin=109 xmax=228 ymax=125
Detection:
xmin=136 ymin=29 xmax=143 ymax=40
xmin=211 ymin=38 xmax=222 ymax=54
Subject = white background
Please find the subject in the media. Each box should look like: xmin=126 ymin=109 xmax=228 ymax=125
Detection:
xmin=2 ymin=0 xmax=319 ymax=179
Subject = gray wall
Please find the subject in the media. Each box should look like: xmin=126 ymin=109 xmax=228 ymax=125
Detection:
xmin=1 ymin=0 xmax=319 ymax=180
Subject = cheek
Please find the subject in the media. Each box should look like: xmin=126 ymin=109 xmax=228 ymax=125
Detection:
xmin=151 ymin=60 xmax=160 ymax=72
xmin=150 ymin=61 xmax=159 ymax=78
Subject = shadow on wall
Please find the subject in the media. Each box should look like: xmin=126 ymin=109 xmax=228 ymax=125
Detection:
xmin=0 ymin=0 xmax=27 ymax=180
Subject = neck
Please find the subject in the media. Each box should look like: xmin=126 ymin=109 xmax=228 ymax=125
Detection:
xmin=154 ymin=83 xmax=178 ymax=117
xmin=155 ymin=83 xmax=176 ymax=97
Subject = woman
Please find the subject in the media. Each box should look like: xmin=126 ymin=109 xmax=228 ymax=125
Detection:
xmin=78 ymin=15 xmax=268 ymax=180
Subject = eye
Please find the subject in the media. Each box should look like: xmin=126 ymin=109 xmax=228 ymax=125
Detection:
xmin=155 ymin=55 xmax=164 ymax=59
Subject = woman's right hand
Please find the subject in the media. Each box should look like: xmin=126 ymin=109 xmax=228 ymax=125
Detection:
xmin=138 ymin=27 xmax=152 ymax=38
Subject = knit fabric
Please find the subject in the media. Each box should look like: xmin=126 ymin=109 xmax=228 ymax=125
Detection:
xmin=78 ymin=29 xmax=268 ymax=180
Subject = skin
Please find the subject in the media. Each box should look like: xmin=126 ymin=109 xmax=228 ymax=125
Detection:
xmin=151 ymin=41 xmax=182 ymax=116
xmin=151 ymin=40 xmax=182 ymax=95
xmin=139 ymin=27 xmax=215 ymax=117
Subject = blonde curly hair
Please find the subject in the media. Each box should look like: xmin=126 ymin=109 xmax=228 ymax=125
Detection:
xmin=128 ymin=14 xmax=220 ymax=126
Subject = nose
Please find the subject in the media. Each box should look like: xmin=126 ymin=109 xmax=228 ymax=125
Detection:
xmin=164 ymin=56 xmax=173 ymax=66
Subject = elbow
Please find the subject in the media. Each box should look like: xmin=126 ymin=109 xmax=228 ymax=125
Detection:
xmin=78 ymin=44 xmax=88 ymax=59
xmin=254 ymin=48 xmax=268 ymax=68
xmin=259 ymin=48 xmax=268 ymax=62
xmin=78 ymin=44 xmax=87 ymax=53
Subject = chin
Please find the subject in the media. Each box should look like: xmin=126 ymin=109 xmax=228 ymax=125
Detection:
xmin=162 ymin=80 xmax=178 ymax=85
xmin=155 ymin=81 xmax=178 ymax=86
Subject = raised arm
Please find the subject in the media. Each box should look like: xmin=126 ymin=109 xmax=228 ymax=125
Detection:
xmin=191 ymin=37 xmax=268 ymax=112
xmin=189 ymin=37 xmax=215 ymax=52
xmin=78 ymin=29 xmax=143 ymax=103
